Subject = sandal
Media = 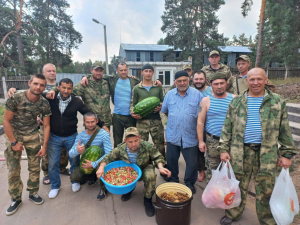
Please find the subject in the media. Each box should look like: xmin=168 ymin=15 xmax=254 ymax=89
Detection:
xmin=43 ymin=176 xmax=51 ymax=185
xmin=60 ymin=168 xmax=71 ymax=176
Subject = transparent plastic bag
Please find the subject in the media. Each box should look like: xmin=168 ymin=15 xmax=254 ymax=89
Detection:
xmin=202 ymin=161 xmax=241 ymax=209
xmin=270 ymin=168 xmax=299 ymax=225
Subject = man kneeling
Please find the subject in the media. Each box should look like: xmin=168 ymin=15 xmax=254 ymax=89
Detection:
xmin=96 ymin=127 xmax=171 ymax=217
xmin=69 ymin=112 xmax=112 ymax=200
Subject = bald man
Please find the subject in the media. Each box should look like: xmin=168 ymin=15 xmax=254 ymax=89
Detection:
xmin=217 ymin=68 xmax=298 ymax=225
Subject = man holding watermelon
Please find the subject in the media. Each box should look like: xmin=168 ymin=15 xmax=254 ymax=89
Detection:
xmin=96 ymin=127 xmax=171 ymax=217
xmin=69 ymin=112 xmax=113 ymax=200
xmin=130 ymin=64 xmax=165 ymax=157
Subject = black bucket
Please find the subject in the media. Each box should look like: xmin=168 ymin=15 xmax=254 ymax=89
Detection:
xmin=154 ymin=183 xmax=193 ymax=225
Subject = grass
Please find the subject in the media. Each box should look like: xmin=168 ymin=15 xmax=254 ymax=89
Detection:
xmin=0 ymin=104 xmax=5 ymax=125
xmin=269 ymin=77 xmax=300 ymax=85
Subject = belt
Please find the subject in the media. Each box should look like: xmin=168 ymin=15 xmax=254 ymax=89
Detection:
xmin=244 ymin=143 xmax=261 ymax=151
xmin=207 ymin=132 xmax=220 ymax=141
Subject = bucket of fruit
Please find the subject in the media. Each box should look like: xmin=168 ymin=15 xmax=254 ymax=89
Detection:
xmin=100 ymin=160 xmax=142 ymax=195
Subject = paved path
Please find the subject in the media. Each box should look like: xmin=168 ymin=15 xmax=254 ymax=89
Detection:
xmin=0 ymin=103 xmax=259 ymax=225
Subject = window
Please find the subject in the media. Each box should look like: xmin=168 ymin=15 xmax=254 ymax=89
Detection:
xmin=150 ymin=52 xmax=154 ymax=61
xmin=158 ymin=70 xmax=171 ymax=86
xmin=136 ymin=51 xmax=140 ymax=61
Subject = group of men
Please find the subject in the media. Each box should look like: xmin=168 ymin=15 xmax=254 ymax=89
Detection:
xmin=3 ymin=49 xmax=298 ymax=225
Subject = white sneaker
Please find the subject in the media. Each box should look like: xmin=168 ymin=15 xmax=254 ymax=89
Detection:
xmin=48 ymin=189 xmax=60 ymax=199
xmin=72 ymin=183 xmax=81 ymax=192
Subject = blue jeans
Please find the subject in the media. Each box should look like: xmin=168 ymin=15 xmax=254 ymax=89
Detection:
xmin=166 ymin=142 xmax=198 ymax=185
xmin=47 ymin=132 xmax=80 ymax=189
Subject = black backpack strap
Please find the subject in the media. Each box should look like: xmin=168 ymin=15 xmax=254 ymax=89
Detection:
xmin=85 ymin=126 xmax=101 ymax=149
xmin=236 ymin=75 xmax=240 ymax=95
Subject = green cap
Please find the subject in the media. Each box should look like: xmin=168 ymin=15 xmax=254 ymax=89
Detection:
xmin=210 ymin=72 xmax=227 ymax=82
xmin=209 ymin=50 xmax=220 ymax=57
xmin=124 ymin=127 xmax=139 ymax=137
xmin=92 ymin=62 xmax=104 ymax=70
xmin=235 ymin=55 xmax=251 ymax=63
xmin=182 ymin=64 xmax=192 ymax=70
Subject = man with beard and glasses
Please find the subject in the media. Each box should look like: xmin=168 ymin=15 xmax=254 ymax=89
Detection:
xmin=97 ymin=127 xmax=171 ymax=217
xmin=45 ymin=78 xmax=106 ymax=199
xmin=3 ymin=74 xmax=51 ymax=215
xmin=197 ymin=72 xmax=235 ymax=182
xmin=161 ymin=71 xmax=204 ymax=194
xmin=69 ymin=112 xmax=112 ymax=201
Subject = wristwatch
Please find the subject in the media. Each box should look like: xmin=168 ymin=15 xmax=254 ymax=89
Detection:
xmin=11 ymin=141 xmax=18 ymax=146
xmin=282 ymin=154 xmax=294 ymax=159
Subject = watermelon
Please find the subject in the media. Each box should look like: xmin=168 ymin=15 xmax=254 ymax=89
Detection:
xmin=133 ymin=96 xmax=160 ymax=118
xmin=80 ymin=145 xmax=103 ymax=174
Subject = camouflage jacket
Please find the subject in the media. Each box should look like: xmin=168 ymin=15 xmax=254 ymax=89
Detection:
xmin=86 ymin=74 xmax=140 ymax=105
xmin=5 ymin=91 xmax=52 ymax=136
xmin=201 ymin=63 xmax=232 ymax=84
xmin=217 ymin=88 xmax=297 ymax=177
xmin=227 ymin=73 xmax=276 ymax=95
xmin=130 ymin=81 xmax=164 ymax=120
xmin=73 ymin=75 xmax=111 ymax=126
xmin=101 ymin=140 xmax=166 ymax=171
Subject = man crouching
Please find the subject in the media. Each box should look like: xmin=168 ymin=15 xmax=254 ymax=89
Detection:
xmin=96 ymin=127 xmax=171 ymax=217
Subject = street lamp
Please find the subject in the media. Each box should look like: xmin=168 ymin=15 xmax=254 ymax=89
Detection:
xmin=92 ymin=18 xmax=109 ymax=74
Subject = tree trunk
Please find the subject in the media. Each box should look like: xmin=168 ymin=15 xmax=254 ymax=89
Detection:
xmin=255 ymin=0 xmax=266 ymax=67
xmin=284 ymin=64 xmax=289 ymax=80
xmin=16 ymin=29 xmax=25 ymax=69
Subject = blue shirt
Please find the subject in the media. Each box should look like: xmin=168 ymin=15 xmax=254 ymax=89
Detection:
xmin=114 ymin=78 xmax=131 ymax=115
xmin=126 ymin=147 xmax=138 ymax=163
xmin=206 ymin=93 xmax=233 ymax=137
xmin=143 ymin=85 xmax=153 ymax=92
xmin=161 ymin=87 xmax=204 ymax=148
xmin=244 ymin=95 xmax=264 ymax=143
xmin=200 ymin=86 xmax=212 ymax=97
xmin=69 ymin=129 xmax=113 ymax=168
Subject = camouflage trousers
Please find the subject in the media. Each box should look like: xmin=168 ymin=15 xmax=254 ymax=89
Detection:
xmin=225 ymin=146 xmax=276 ymax=225
xmin=204 ymin=133 xmax=221 ymax=183
xmin=142 ymin=164 xmax=157 ymax=199
xmin=70 ymin=166 xmax=106 ymax=190
xmin=4 ymin=132 xmax=41 ymax=200
xmin=136 ymin=119 xmax=165 ymax=157
xmin=112 ymin=113 xmax=136 ymax=148
xmin=40 ymin=128 xmax=68 ymax=176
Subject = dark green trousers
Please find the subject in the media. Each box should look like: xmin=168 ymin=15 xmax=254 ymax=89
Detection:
xmin=112 ymin=113 xmax=136 ymax=147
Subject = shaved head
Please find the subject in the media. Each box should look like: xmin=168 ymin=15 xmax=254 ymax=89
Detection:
xmin=247 ymin=67 xmax=266 ymax=78
xmin=246 ymin=67 xmax=268 ymax=97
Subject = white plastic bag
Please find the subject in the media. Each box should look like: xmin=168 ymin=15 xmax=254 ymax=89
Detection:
xmin=202 ymin=161 xmax=241 ymax=209
xmin=270 ymin=168 xmax=299 ymax=225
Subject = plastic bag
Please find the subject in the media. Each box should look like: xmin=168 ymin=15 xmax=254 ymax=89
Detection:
xmin=270 ymin=168 xmax=299 ymax=225
xmin=202 ymin=161 xmax=241 ymax=209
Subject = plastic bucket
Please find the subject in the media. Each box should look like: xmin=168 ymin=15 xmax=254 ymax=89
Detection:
xmin=154 ymin=183 xmax=193 ymax=225
xmin=100 ymin=160 xmax=142 ymax=195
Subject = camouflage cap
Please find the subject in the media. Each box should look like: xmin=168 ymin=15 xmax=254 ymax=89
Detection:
xmin=182 ymin=64 xmax=192 ymax=71
xmin=92 ymin=62 xmax=104 ymax=70
xmin=235 ymin=55 xmax=251 ymax=63
xmin=124 ymin=127 xmax=139 ymax=138
xmin=210 ymin=72 xmax=227 ymax=82
xmin=209 ymin=50 xmax=220 ymax=57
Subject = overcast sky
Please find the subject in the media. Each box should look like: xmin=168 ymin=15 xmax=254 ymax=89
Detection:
xmin=67 ymin=0 xmax=261 ymax=63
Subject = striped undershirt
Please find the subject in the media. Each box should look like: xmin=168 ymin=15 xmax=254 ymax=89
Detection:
xmin=244 ymin=95 xmax=264 ymax=144
xmin=126 ymin=147 xmax=138 ymax=164
xmin=206 ymin=93 xmax=233 ymax=137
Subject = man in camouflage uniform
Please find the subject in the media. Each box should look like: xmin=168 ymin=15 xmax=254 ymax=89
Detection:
xmin=96 ymin=127 xmax=171 ymax=217
xmin=6 ymin=63 xmax=69 ymax=184
xmin=201 ymin=50 xmax=232 ymax=84
xmin=217 ymin=68 xmax=297 ymax=225
xmin=227 ymin=55 xmax=275 ymax=95
xmin=3 ymin=74 xmax=52 ymax=215
xmin=130 ymin=64 xmax=165 ymax=157
xmin=197 ymin=73 xmax=234 ymax=183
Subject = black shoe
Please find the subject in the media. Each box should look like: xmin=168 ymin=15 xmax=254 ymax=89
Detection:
xmin=88 ymin=178 xmax=97 ymax=186
xmin=186 ymin=183 xmax=196 ymax=194
xmin=121 ymin=190 xmax=133 ymax=202
xmin=6 ymin=200 xmax=22 ymax=216
xmin=220 ymin=216 xmax=233 ymax=225
xmin=97 ymin=189 xmax=107 ymax=201
xmin=144 ymin=197 xmax=155 ymax=217
xmin=29 ymin=194 xmax=44 ymax=205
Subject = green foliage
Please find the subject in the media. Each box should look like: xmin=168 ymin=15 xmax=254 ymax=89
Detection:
xmin=157 ymin=38 xmax=166 ymax=45
xmin=228 ymin=33 xmax=255 ymax=47
xmin=241 ymin=0 xmax=253 ymax=17
xmin=0 ymin=104 xmax=5 ymax=125
xmin=161 ymin=0 xmax=228 ymax=69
